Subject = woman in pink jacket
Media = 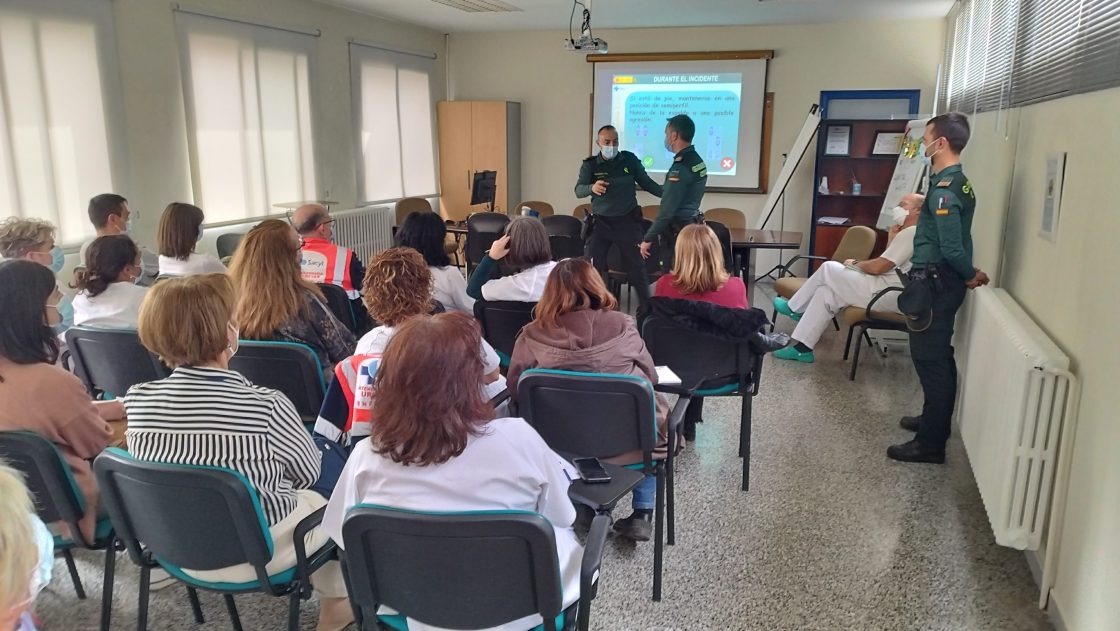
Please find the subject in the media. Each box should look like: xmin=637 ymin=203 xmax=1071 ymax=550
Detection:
xmin=0 ymin=260 xmax=120 ymax=542
xmin=507 ymin=257 xmax=668 ymax=543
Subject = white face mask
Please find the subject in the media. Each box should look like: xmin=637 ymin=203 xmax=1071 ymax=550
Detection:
xmin=227 ymin=322 xmax=239 ymax=357
xmin=600 ymin=145 xmax=618 ymax=160
xmin=891 ymin=206 xmax=910 ymax=225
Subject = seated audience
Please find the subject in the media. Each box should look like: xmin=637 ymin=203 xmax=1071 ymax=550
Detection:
xmin=156 ymin=202 xmax=226 ymax=276
xmin=396 ymin=211 xmax=474 ymax=313
xmin=293 ymin=203 xmax=368 ymax=325
xmin=71 ymin=235 xmax=147 ymax=328
xmin=652 ymin=223 xmax=749 ymax=441
xmin=79 ymin=193 xmax=159 ymax=285
xmin=774 ymin=194 xmax=924 ymax=363
xmin=0 ymin=462 xmax=55 ymax=631
xmin=228 ymin=220 xmax=356 ymax=382
xmin=124 ymin=274 xmax=351 ymax=631
xmin=0 ymin=260 xmax=118 ymax=542
xmin=466 ymin=216 xmax=557 ymax=302
xmin=507 ymin=258 xmax=667 ymax=542
xmin=653 ymin=223 xmax=748 ymax=308
xmin=323 ymin=312 xmax=581 ymax=630
xmin=0 ymin=218 xmax=72 ymax=332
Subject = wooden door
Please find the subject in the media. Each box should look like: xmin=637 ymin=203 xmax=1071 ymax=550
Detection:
xmin=471 ymin=101 xmax=508 ymax=214
xmin=437 ymin=101 xmax=473 ymax=221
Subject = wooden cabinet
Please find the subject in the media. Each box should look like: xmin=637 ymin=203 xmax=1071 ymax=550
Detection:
xmin=809 ymin=118 xmax=907 ymax=270
xmin=437 ymin=101 xmax=521 ymax=222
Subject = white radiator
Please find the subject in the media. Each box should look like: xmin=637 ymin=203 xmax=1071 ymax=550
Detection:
xmin=332 ymin=206 xmax=394 ymax=264
xmin=956 ymin=287 xmax=1077 ymax=554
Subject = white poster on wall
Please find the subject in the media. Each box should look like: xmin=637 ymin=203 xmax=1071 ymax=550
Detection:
xmin=876 ymin=118 xmax=929 ymax=230
xmin=1040 ymin=152 xmax=1066 ymax=241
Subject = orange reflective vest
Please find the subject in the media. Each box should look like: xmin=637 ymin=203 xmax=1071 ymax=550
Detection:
xmin=300 ymin=237 xmax=359 ymax=299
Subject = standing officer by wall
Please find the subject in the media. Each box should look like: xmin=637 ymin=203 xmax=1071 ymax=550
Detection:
xmin=889 ymin=112 xmax=990 ymax=464
xmin=641 ymin=114 xmax=707 ymax=271
xmin=576 ymin=125 xmax=663 ymax=307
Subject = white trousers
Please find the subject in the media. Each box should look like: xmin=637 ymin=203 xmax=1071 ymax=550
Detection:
xmin=183 ymin=489 xmax=347 ymax=597
xmin=787 ymin=261 xmax=901 ymax=349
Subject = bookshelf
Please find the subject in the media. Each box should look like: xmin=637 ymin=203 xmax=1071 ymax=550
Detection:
xmin=809 ymin=117 xmax=908 ymax=270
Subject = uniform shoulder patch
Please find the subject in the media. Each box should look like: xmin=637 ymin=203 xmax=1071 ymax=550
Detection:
xmin=937 ymin=179 xmax=952 ymax=187
xmin=691 ymin=163 xmax=706 ymax=173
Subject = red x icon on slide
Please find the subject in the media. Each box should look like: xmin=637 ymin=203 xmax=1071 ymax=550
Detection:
xmin=721 ymin=157 xmax=734 ymax=169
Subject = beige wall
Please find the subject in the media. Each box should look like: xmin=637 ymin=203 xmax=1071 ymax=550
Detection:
xmin=447 ymin=19 xmax=944 ymax=254
xmin=963 ymin=89 xmax=1120 ymax=630
xmin=108 ymin=0 xmax=447 ymax=248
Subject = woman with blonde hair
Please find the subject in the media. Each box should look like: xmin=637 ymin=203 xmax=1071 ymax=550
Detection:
xmin=0 ymin=462 xmax=53 ymax=631
xmin=228 ymin=219 xmax=355 ymax=382
xmin=507 ymin=258 xmax=668 ymax=542
xmin=125 ymin=274 xmax=352 ymax=630
xmin=155 ymin=202 xmax=226 ymax=276
xmin=653 ymin=223 xmax=748 ymax=308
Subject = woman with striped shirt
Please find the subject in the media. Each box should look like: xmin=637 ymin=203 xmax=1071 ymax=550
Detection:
xmin=123 ymin=274 xmax=351 ymax=631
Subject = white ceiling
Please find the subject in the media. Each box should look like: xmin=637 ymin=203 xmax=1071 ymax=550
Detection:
xmin=316 ymin=0 xmax=954 ymax=33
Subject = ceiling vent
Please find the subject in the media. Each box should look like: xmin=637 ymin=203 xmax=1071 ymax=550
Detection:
xmin=428 ymin=0 xmax=522 ymax=12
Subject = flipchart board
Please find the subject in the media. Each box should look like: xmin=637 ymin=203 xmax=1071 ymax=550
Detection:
xmin=876 ymin=118 xmax=929 ymax=230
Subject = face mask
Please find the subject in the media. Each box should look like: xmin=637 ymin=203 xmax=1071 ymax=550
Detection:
xmin=227 ymin=322 xmax=239 ymax=357
xmin=197 ymin=226 xmax=205 ymax=242
xmin=920 ymin=139 xmax=942 ymax=168
xmin=134 ymin=258 xmax=147 ymax=284
xmin=48 ymin=246 xmax=65 ymax=273
xmin=124 ymin=218 xmax=133 ymax=235
xmin=50 ymin=295 xmax=73 ymax=334
xmin=664 ymin=139 xmax=673 ymax=153
xmin=891 ymin=206 xmax=910 ymax=225
xmin=600 ymin=145 xmax=618 ymax=160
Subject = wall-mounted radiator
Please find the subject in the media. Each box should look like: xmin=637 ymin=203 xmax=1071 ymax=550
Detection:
xmin=955 ymin=287 xmax=1080 ymax=608
xmin=332 ymin=206 xmax=394 ymax=264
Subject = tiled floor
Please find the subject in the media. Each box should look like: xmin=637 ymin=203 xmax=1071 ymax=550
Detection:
xmin=34 ymin=281 xmax=1052 ymax=630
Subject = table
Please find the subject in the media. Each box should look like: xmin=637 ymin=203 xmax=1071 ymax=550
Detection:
xmin=727 ymin=229 xmax=803 ymax=296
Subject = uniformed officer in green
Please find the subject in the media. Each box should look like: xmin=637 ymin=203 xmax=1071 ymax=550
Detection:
xmin=888 ymin=112 xmax=990 ymax=464
xmin=576 ymin=124 xmax=663 ymax=306
xmin=640 ymin=114 xmax=707 ymax=272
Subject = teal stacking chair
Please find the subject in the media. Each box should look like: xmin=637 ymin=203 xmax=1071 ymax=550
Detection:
xmin=228 ymin=340 xmax=326 ymax=426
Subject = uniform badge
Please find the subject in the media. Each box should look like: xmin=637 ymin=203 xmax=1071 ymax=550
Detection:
xmin=962 ymin=181 xmax=972 ymax=195
xmin=624 ymin=167 xmax=630 ymax=174
xmin=668 ymin=176 xmax=681 ymax=182
xmin=937 ymin=179 xmax=952 ymax=187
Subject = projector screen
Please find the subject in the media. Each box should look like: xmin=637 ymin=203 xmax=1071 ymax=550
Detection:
xmin=591 ymin=56 xmax=769 ymax=192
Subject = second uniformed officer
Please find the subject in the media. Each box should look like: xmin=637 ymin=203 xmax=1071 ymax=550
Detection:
xmin=576 ymin=124 xmax=663 ymax=306
xmin=641 ymin=114 xmax=707 ymax=272
xmin=889 ymin=112 xmax=990 ymax=464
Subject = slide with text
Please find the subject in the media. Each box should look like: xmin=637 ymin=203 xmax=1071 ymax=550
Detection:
xmin=610 ymin=72 xmax=742 ymax=175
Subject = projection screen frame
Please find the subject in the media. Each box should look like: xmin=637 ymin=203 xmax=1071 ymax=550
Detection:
xmin=588 ymin=50 xmax=775 ymax=194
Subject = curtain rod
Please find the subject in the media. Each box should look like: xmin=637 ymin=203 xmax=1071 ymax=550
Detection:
xmin=349 ymin=38 xmax=437 ymax=60
xmin=170 ymin=3 xmax=321 ymax=37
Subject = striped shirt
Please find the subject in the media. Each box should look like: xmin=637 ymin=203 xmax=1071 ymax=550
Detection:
xmin=124 ymin=366 xmax=322 ymax=526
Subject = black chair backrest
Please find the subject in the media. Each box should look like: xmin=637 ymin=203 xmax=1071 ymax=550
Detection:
xmin=227 ymin=341 xmax=326 ymax=419
xmin=342 ymin=506 xmax=564 ymax=631
xmin=541 ymin=215 xmax=585 ymax=261
xmin=216 ymin=233 xmax=245 ymax=259
xmin=0 ymin=431 xmax=87 ymax=541
xmin=465 ymin=212 xmax=510 ymax=270
xmin=93 ymin=448 xmax=273 ymax=579
xmin=703 ymin=220 xmax=736 ymax=274
xmin=316 ymin=283 xmax=358 ymax=334
xmin=516 ymin=370 xmax=657 ymax=473
xmin=473 ymin=300 xmax=536 ymax=363
xmin=65 ymin=327 xmax=170 ymax=398
xmin=641 ymin=314 xmax=757 ymax=394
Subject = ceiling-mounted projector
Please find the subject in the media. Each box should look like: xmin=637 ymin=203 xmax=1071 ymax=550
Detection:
xmin=564 ymin=35 xmax=608 ymax=53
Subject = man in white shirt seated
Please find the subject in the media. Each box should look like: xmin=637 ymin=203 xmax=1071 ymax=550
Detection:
xmin=293 ymin=204 xmax=366 ymax=320
xmin=772 ymin=193 xmax=924 ymax=363
xmin=79 ymin=193 xmax=160 ymax=285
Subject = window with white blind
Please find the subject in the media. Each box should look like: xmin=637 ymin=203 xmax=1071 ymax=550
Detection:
xmin=940 ymin=0 xmax=1120 ymax=113
xmin=350 ymin=42 xmax=438 ymax=204
xmin=0 ymin=0 xmax=124 ymax=246
xmin=175 ymin=11 xmax=318 ymax=224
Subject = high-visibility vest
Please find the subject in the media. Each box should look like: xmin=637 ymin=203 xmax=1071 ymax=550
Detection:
xmin=300 ymin=237 xmax=359 ymax=299
xmin=335 ymin=354 xmax=381 ymax=441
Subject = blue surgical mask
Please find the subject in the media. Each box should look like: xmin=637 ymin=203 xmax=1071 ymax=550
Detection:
xmin=664 ymin=139 xmax=673 ymax=153
xmin=134 ymin=257 xmax=147 ymax=285
xmin=600 ymin=145 xmax=618 ymax=160
xmin=124 ymin=218 xmax=133 ymax=235
xmin=920 ymin=139 xmax=942 ymax=168
xmin=197 ymin=226 xmax=204 ymax=242
xmin=48 ymin=246 xmax=65 ymax=273
xmin=52 ymin=294 xmax=74 ymax=335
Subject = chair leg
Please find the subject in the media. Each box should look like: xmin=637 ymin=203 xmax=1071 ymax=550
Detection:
xmin=850 ymin=326 xmax=866 ymax=381
xmin=652 ymin=465 xmax=665 ymax=602
xmin=62 ymin=549 xmax=86 ymax=599
xmin=99 ymin=542 xmax=117 ymax=631
xmin=666 ymin=430 xmax=676 ymax=546
xmin=186 ymin=587 xmax=205 ymax=624
xmin=740 ymin=395 xmax=753 ymax=492
xmin=770 ymin=307 xmax=778 ymax=332
xmin=843 ymin=326 xmax=856 ymax=360
xmin=137 ymin=566 xmax=151 ymax=631
xmin=224 ymin=594 xmax=244 ymax=631
xmin=832 ymin=317 xmax=840 ymax=331
xmin=863 ymin=329 xmax=874 ymax=348
xmin=287 ymin=590 xmax=301 ymax=631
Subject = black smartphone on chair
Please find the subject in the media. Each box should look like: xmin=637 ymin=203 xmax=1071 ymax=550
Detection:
xmin=572 ymin=457 xmax=612 ymax=484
